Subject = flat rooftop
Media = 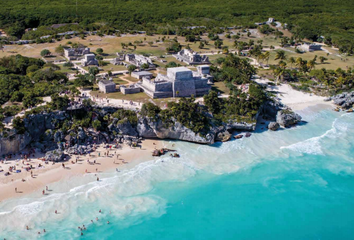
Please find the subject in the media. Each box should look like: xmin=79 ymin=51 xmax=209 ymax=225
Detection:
xmin=167 ymin=67 xmax=192 ymax=73
xmin=132 ymin=71 xmax=153 ymax=76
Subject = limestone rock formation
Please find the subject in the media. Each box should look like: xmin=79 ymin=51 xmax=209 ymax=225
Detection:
xmin=45 ymin=149 xmax=65 ymax=162
xmin=268 ymin=122 xmax=280 ymax=131
xmin=331 ymin=92 xmax=354 ymax=109
xmin=137 ymin=117 xmax=215 ymax=144
xmin=215 ymin=130 xmax=232 ymax=142
xmin=276 ymin=110 xmax=302 ymax=128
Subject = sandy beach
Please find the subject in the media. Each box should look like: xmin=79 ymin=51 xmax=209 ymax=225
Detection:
xmin=0 ymin=81 xmax=335 ymax=204
xmin=256 ymin=79 xmax=334 ymax=111
xmin=0 ymin=139 xmax=163 ymax=203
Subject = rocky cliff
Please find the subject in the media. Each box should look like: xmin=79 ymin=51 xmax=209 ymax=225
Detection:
xmin=0 ymin=99 xmax=302 ymax=154
xmin=328 ymin=91 xmax=354 ymax=109
xmin=137 ymin=117 xmax=215 ymax=144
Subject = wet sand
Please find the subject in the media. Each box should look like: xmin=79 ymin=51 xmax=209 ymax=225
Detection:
xmin=0 ymin=139 xmax=163 ymax=203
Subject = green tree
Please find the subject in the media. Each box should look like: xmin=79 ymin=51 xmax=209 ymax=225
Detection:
xmin=40 ymin=49 xmax=51 ymax=57
xmin=55 ymin=45 xmax=64 ymax=56
xmin=96 ymin=48 xmax=104 ymax=55
xmin=92 ymin=120 xmax=101 ymax=131
xmin=275 ymin=50 xmax=286 ymax=61
xmin=128 ymin=65 xmax=137 ymax=74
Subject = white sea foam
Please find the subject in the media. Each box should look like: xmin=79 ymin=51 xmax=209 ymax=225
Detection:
xmin=1 ymin=109 xmax=353 ymax=239
xmin=280 ymin=112 xmax=353 ymax=155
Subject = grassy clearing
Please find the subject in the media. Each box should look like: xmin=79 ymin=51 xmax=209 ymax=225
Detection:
xmin=212 ymin=82 xmax=230 ymax=95
xmin=56 ymin=65 xmax=78 ymax=74
xmin=99 ymin=64 xmax=127 ymax=72
xmin=91 ymin=90 xmax=150 ymax=102
xmin=1 ymin=31 xmax=353 ymax=74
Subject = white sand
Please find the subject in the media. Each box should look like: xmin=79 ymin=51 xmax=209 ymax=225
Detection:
xmin=0 ymin=139 xmax=163 ymax=202
xmin=256 ymin=79 xmax=334 ymax=111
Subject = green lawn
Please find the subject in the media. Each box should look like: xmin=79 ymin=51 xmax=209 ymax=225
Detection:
xmin=112 ymin=78 xmax=129 ymax=85
xmin=91 ymin=91 xmax=150 ymax=102
xmin=99 ymin=64 xmax=127 ymax=72
xmin=212 ymin=82 xmax=230 ymax=95
xmin=56 ymin=65 xmax=78 ymax=74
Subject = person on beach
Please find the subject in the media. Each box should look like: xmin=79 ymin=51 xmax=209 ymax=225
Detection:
xmin=55 ymin=210 xmax=57 ymax=214
xmin=99 ymin=209 xmax=101 ymax=213
xmin=97 ymin=177 xmax=99 ymax=181
xmin=46 ymin=186 xmax=48 ymax=191
xmin=42 ymin=190 xmax=45 ymax=195
xmin=15 ymin=187 xmax=17 ymax=193
xmin=26 ymin=226 xmax=29 ymax=230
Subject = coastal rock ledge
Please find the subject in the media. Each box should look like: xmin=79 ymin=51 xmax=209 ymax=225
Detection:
xmin=276 ymin=110 xmax=302 ymax=128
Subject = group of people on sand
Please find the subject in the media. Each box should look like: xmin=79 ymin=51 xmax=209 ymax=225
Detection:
xmin=1 ymin=150 xmax=42 ymax=177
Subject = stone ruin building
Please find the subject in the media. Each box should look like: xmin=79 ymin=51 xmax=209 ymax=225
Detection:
xmin=81 ymin=54 xmax=99 ymax=66
xmin=173 ymin=49 xmax=210 ymax=65
xmin=137 ymin=66 xmax=212 ymax=98
xmin=98 ymin=79 xmax=116 ymax=93
xmin=111 ymin=53 xmax=156 ymax=69
xmin=64 ymin=47 xmax=91 ymax=60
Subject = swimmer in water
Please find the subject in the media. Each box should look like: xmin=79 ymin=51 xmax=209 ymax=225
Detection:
xmin=99 ymin=209 xmax=101 ymax=213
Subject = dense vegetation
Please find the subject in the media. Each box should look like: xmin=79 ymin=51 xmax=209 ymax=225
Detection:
xmin=0 ymin=55 xmax=73 ymax=123
xmin=139 ymin=54 xmax=267 ymax=133
xmin=1 ymin=0 xmax=354 ymax=52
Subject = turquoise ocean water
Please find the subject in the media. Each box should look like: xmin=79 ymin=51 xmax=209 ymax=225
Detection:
xmin=1 ymin=105 xmax=354 ymax=239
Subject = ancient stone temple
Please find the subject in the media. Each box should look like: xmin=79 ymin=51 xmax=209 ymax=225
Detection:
xmin=137 ymin=66 xmax=212 ymax=98
xmin=111 ymin=53 xmax=156 ymax=69
xmin=173 ymin=49 xmax=210 ymax=65
xmin=81 ymin=54 xmax=99 ymax=66
xmin=64 ymin=47 xmax=91 ymax=60
xmin=98 ymin=80 xmax=116 ymax=93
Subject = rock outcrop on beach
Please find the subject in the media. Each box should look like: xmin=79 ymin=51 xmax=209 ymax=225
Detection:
xmin=137 ymin=117 xmax=215 ymax=144
xmin=45 ymin=149 xmax=65 ymax=162
xmin=108 ymin=118 xmax=138 ymax=137
xmin=260 ymin=100 xmax=283 ymax=120
xmin=276 ymin=110 xmax=302 ymax=128
xmin=329 ymin=92 xmax=354 ymax=109
xmin=0 ymin=131 xmax=32 ymax=155
xmin=268 ymin=122 xmax=280 ymax=131
xmin=215 ymin=130 xmax=232 ymax=142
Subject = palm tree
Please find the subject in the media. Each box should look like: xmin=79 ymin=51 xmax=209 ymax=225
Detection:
xmin=263 ymin=51 xmax=270 ymax=65
xmin=307 ymin=60 xmax=316 ymax=71
xmin=295 ymin=57 xmax=303 ymax=68
xmin=275 ymin=50 xmax=286 ymax=61
xmin=289 ymin=57 xmax=295 ymax=68
xmin=273 ymin=67 xmax=284 ymax=85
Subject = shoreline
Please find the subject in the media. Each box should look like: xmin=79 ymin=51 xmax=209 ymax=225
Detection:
xmin=256 ymin=79 xmax=335 ymax=111
xmin=0 ymin=83 xmax=335 ymax=203
xmin=0 ymin=139 xmax=164 ymax=203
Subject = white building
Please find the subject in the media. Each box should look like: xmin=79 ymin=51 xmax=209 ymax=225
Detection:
xmin=81 ymin=54 xmax=99 ymax=66
xmin=137 ymin=66 xmax=212 ymax=98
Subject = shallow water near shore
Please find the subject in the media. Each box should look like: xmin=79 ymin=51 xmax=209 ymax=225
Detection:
xmin=1 ymin=105 xmax=354 ymax=240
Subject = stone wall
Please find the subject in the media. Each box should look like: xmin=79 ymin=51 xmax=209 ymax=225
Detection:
xmin=173 ymin=80 xmax=196 ymax=97
xmin=0 ymin=132 xmax=32 ymax=155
